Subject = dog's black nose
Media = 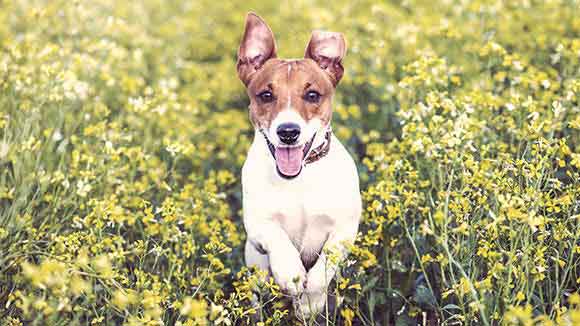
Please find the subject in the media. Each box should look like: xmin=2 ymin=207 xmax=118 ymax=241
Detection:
xmin=277 ymin=123 xmax=300 ymax=144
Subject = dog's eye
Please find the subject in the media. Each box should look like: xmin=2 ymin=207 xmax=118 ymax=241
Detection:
xmin=257 ymin=90 xmax=275 ymax=103
xmin=304 ymin=90 xmax=321 ymax=103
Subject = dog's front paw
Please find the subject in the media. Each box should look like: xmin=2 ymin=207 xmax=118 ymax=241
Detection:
xmin=270 ymin=256 xmax=306 ymax=296
xmin=294 ymin=291 xmax=327 ymax=320
xmin=305 ymin=266 xmax=330 ymax=295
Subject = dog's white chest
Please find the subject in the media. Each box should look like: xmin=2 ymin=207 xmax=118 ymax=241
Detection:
xmin=242 ymin=133 xmax=361 ymax=268
xmin=265 ymin=179 xmax=338 ymax=266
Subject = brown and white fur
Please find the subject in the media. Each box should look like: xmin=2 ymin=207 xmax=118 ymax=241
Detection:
xmin=237 ymin=13 xmax=361 ymax=318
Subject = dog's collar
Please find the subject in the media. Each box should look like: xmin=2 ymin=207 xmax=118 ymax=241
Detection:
xmin=259 ymin=128 xmax=332 ymax=166
xmin=304 ymin=129 xmax=332 ymax=164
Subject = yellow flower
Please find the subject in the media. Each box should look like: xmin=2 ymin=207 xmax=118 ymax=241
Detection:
xmin=111 ymin=289 xmax=137 ymax=310
xmin=180 ymin=298 xmax=208 ymax=323
xmin=341 ymin=308 xmax=355 ymax=326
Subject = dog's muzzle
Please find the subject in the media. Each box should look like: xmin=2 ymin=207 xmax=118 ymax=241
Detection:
xmin=260 ymin=127 xmax=332 ymax=179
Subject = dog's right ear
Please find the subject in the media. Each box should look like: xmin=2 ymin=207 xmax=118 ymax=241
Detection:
xmin=237 ymin=13 xmax=277 ymax=86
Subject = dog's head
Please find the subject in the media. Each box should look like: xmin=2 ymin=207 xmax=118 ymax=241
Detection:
xmin=237 ymin=13 xmax=346 ymax=179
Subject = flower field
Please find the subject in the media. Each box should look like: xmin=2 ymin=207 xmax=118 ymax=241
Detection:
xmin=1 ymin=0 xmax=580 ymax=325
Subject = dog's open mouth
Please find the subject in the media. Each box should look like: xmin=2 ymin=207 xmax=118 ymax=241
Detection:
xmin=262 ymin=132 xmax=316 ymax=179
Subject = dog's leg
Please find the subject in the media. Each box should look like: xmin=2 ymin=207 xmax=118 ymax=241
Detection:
xmin=304 ymin=219 xmax=359 ymax=309
xmin=293 ymin=290 xmax=328 ymax=322
xmin=245 ymin=220 xmax=307 ymax=296
xmin=245 ymin=241 xmax=271 ymax=323
xmin=245 ymin=240 xmax=270 ymax=271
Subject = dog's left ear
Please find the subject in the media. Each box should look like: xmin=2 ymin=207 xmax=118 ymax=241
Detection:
xmin=304 ymin=30 xmax=347 ymax=86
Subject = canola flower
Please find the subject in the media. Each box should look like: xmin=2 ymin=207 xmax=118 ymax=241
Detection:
xmin=0 ymin=0 xmax=579 ymax=325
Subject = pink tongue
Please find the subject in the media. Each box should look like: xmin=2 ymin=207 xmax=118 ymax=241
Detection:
xmin=274 ymin=146 xmax=303 ymax=176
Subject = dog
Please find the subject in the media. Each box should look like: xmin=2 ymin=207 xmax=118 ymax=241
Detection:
xmin=237 ymin=13 xmax=362 ymax=318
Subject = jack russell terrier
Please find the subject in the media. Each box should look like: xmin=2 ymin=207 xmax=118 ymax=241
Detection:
xmin=237 ymin=13 xmax=362 ymax=317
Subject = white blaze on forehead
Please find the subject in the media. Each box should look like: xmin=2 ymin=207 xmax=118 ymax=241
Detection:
xmin=268 ymin=62 xmax=301 ymax=143
xmin=286 ymin=63 xmax=292 ymax=111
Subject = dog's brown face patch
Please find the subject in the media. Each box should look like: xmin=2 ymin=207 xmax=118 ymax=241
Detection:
xmin=246 ymin=59 xmax=335 ymax=130
xmin=236 ymin=13 xmax=346 ymax=131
